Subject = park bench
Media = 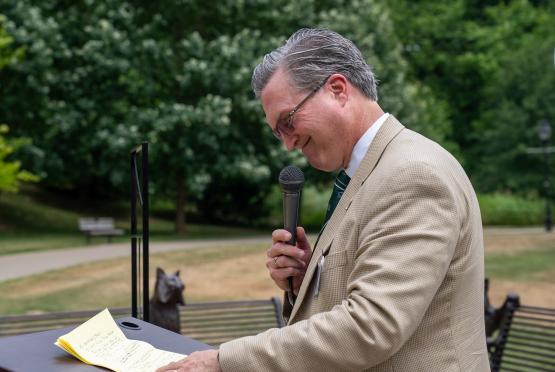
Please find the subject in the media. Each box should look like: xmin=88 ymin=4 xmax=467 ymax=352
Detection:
xmin=180 ymin=298 xmax=284 ymax=345
xmin=0 ymin=298 xmax=285 ymax=346
xmin=486 ymin=291 xmax=555 ymax=372
xmin=78 ymin=217 xmax=124 ymax=243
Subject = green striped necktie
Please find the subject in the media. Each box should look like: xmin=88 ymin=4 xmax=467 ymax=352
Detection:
xmin=322 ymin=170 xmax=351 ymax=227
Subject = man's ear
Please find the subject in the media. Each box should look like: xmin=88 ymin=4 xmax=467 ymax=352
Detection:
xmin=327 ymin=74 xmax=348 ymax=105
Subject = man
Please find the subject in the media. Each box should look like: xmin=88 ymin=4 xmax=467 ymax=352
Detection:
xmin=158 ymin=28 xmax=490 ymax=372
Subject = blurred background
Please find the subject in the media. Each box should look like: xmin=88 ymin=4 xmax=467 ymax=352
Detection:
xmin=0 ymin=0 xmax=554 ymax=316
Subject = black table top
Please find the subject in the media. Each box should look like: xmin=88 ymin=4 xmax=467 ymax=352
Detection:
xmin=0 ymin=317 xmax=212 ymax=372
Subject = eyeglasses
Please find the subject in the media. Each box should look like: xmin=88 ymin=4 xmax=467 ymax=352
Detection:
xmin=272 ymin=75 xmax=330 ymax=139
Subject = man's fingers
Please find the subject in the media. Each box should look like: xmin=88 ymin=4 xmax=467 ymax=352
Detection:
xmin=268 ymin=228 xmax=310 ymax=293
xmin=296 ymin=226 xmax=312 ymax=251
xmin=278 ymin=255 xmax=306 ymax=268
xmin=156 ymin=359 xmax=186 ymax=372
xmin=271 ymin=229 xmax=292 ymax=243
xmin=268 ymin=242 xmax=307 ymax=260
xmin=266 ymin=255 xmax=305 ymax=269
xmin=270 ymin=267 xmax=302 ymax=282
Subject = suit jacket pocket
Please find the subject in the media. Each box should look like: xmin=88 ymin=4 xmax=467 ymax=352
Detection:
xmin=322 ymin=249 xmax=348 ymax=273
xmin=316 ymin=249 xmax=349 ymax=308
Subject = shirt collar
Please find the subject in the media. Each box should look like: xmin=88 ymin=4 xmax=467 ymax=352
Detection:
xmin=345 ymin=113 xmax=389 ymax=178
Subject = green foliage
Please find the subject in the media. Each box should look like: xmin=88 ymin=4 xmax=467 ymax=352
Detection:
xmin=0 ymin=0 xmax=446 ymax=228
xmin=265 ymin=184 xmax=328 ymax=231
xmin=387 ymin=0 xmax=555 ymax=193
xmin=3 ymin=0 xmax=552 ymax=227
xmin=470 ymin=1 xmax=555 ymax=194
xmin=0 ymin=14 xmax=23 ymax=69
xmin=0 ymin=18 xmax=36 ymax=192
xmin=478 ymin=193 xmax=544 ymax=226
xmin=266 ymin=189 xmax=546 ymax=229
xmin=0 ymin=125 xmax=38 ymax=192
xmin=387 ymin=0 xmax=482 ymax=156
xmin=0 ymin=192 xmax=79 ymax=232
xmin=301 ymin=186 xmax=330 ymax=231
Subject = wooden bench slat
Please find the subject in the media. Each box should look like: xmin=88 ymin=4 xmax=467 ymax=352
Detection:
xmin=183 ymin=321 xmax=278 ymax=331
xmin=513 ymin=319 xmax=555 ymax=334
xmin=183 ymin=326 xmax=278 ymax=335
xmin=518 ymin=306 xmax=555 ymax=316
xmin=181 ymin=313 xmax=276 ymax=321
xmin=182 ymin=307 xmax=275 ymax=315
xmin=183 ymin=299 xmax=275 ymax=308
xmin=504 ymin=346 xmax=555 ymax=361
xmin=514 ymin=314 xmax=555 ymax=323
xmin=501 ymin=356 xmax=554 ymax=371
xmin=499 ymin=367 xmax=525 ymax=372
xmin=509 ymin=333 xmax=555 ymax=346
xmin=183 ymin=305 xmax=275 ymax=312
xmin=193 ymin=334 xmax=270 ymax=344
xmin=196 ymin=336 xmax=254 ymax=346
xmin=507 ymin=340 xmax=555 ymax=354
xmin=183 ymin=320 xmax=278 ymax=329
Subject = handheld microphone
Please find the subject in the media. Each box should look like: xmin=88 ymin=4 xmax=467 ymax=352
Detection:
xmin=279 ymin=165 xmax=305 ymax=302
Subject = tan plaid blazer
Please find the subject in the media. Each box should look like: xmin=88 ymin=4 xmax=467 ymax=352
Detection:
xmin=219 ymin=116 xmax=490 ymax=371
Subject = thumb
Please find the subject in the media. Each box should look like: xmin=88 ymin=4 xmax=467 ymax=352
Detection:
xmin=296 ymin=226 xmax=311 ymax=251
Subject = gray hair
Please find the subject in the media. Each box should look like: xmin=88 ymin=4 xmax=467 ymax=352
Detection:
xmin=252 ymin=28 xmax=378 ymax=101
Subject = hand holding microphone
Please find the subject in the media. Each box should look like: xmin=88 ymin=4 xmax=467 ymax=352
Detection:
xmin=267 ymin=227 xmax=312 ymax=294
xmin=266 ymin=166 xmax=312 ymax=298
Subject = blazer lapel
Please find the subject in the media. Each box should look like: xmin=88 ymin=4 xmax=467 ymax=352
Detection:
xmin=288 ymin=116 xmax=405 ymax=323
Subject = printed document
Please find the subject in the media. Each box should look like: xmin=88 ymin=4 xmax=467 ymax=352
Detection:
xmin=55 ymin=308 xmax=186 ymax=372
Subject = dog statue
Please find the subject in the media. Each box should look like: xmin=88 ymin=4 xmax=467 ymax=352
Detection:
xmin=150 ymin=267 xmax=185 ymax=334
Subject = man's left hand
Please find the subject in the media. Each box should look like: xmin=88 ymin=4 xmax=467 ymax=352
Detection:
xmin=156 ymin=349 xmax=221 ymax=372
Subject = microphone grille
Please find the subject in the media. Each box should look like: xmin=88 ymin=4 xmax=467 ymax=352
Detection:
xmin=279 ymin=165 xmax=304 ymax=191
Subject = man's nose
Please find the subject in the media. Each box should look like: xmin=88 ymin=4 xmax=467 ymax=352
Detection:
xmin=282 ymin=133 xmax=299 ymax=151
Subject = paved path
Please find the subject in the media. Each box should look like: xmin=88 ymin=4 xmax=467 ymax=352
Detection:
xmin=0 ymin=227 xmax=551 ymax=282
xmin=0 ymin=237 xmax=270 ymax=282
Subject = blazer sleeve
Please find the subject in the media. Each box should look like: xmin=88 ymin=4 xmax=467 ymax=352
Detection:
xmin=219 ymin=162 xmax=461 ymax=371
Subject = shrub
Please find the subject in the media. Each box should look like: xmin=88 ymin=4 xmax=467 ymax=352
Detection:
xmin=0 ymin=192 xmax=78 ymax=232
xmin=478 ymin=193 xmax=544 ymax=226
xmin=266 ymin=188 xmax=547 ymax=231
xmin=264 ymin=184 xmax=328 ymax=232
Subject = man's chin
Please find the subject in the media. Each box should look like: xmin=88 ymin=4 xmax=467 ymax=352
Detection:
xmin=306 ymin=158 xmax=336 ymax=172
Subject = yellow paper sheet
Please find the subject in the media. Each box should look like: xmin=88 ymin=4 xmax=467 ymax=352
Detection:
xmin=54 ymin=308 xmax=186 ymax=372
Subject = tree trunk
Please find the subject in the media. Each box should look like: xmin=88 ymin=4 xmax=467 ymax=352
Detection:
xmin=175 ymin=171 xmax=186 ymax=234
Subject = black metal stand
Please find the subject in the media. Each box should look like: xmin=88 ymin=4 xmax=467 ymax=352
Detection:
xmin=130 ymin=142 xmax=150 ymax=321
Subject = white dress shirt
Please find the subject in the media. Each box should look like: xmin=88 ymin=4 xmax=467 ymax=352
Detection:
xmin=345 ymin=113 xmax=390 ymax=178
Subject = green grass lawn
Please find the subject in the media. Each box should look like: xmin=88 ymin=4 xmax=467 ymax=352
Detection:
xmin=0 ymin=234 xmax=89 ymax=255
xmin=486 ymin=247 xmax=555 ymax=281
